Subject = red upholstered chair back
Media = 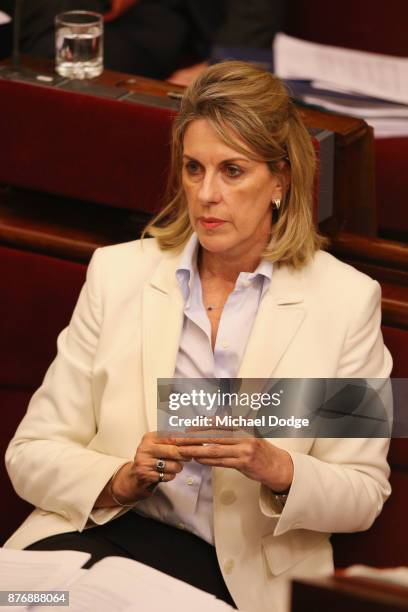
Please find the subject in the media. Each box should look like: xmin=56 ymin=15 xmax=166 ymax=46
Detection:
xmin=375 ymin=138 xmax=408 ymax=240
xmin=0 ymin=246 xmax=86 ymax=544
xmin=332 ymin=325 xmax=408 ymax=568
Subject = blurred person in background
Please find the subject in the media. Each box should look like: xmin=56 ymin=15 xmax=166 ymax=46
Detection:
xmin=3 ymin=0 xmax=285 ymax=79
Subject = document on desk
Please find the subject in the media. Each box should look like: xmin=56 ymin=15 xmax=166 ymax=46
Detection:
xmin=0 ymin=549 xmax=90 ymax=611
xmin=274 ymin=33 xmax=408 ymax=105
xmin=66 ymin=556 xmax=236 ymax=612
xmin=0 ymin=11 xmax=11 ymax=25
xmin=0 ymin=549 xmax=237 ymax=611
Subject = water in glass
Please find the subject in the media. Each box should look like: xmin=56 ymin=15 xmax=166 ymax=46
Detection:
xmin=55 ymin=12 xmax=103 ymax=79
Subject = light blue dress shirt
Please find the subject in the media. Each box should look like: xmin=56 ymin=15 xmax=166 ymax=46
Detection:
xmin=134 ymin=233 xmax=272 ymax=544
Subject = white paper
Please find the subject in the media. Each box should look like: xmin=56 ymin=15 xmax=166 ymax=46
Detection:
xmin=27 ymin=555 xmax=236 ymax=612
xmin=274 ymin=32 xmax=408 ymax=105
xmin=302 ymin=94 xmax=408 ymax=118
xmin=0 ymin=10 xmax=11 ymax=25
xmin=0 ymin=550 xmax=236 ymax=612
xmin=0 ymin=548 xmax=90 ymax=592
xmin=0 ymin=548 xmax=90 ymax=611
xmin=366 ymin=118 xmax=408 ymax=138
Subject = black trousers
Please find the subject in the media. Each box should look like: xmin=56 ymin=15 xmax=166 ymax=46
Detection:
xmin=25 ymin=511 xmax=236 ymax=608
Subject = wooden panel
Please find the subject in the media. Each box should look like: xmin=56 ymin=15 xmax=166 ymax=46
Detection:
xmin=291 ymin=577 xmax=408 ymax=612
xmin=328 ymin=232 xmax=408 ymax=329
xmin=0 ymin=187 xmax=149 ymax=262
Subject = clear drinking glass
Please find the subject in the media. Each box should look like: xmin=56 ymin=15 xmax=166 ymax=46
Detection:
xmin=55 ymin=11 xmax=103 ymax=79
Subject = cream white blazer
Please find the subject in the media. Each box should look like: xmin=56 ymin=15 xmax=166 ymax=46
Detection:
xmin=5 ymin=239 xmax=392 ymax=612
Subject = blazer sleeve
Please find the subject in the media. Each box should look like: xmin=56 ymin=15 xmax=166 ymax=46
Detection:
xmin=260 ymin=279 xmax=393 ymax=536
xmin=5 ymin=249 xmax=130 ymax=532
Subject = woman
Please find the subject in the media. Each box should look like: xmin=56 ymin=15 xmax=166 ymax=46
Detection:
xmin=5 ymin=62 xmax=392 ymax=612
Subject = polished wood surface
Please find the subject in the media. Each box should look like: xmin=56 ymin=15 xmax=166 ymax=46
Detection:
xmin=328 ymin=232 xmax=408 ymax=328
xmin=291 ymin=577 xmax=408 ymax=612
xmin=330 ymin=232 xmax=408 ymax=271
xmin=0 ymin=186 xmax=148 ymax=262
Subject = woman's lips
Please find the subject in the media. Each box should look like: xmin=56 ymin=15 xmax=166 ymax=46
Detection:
xmin=199 ymin=218 xmax=226 ymax=229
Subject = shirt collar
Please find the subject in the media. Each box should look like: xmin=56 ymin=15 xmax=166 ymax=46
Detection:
xmin=175 ymin=232 xmax=273 ymax=301
xmin=175 ymin=233 xmax=200 ymax=302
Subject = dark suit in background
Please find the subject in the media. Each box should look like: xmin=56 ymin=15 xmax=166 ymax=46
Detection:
xmin=2 ymin=0 xmax=285 ymax=79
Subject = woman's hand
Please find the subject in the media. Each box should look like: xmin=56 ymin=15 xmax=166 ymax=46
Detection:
xmin=110 ymin=432 xmax=191 ymax=504
xmin=176 ymin=436 xmax=293 ymax=492
xmin=167 ymin=62 xmax=209 ymax=86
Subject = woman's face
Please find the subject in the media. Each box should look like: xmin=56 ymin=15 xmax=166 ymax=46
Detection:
xmin=182 ymin=118 xmax=284 ymax=260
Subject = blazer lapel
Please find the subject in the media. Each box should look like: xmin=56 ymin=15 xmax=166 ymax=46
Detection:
xmin=142 ymin=253 xmax=185 ymax=430
xmin=142 ymin=253 xmax=307 ymax=428
xmin=237 ymin=263 xmax=306 ymax=379
xmin=234 ymin=263 xmax=308 ymax=455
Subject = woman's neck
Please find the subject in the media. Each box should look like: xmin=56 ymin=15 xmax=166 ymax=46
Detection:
xmin=198 ymin=247 xmax=263 ymax=283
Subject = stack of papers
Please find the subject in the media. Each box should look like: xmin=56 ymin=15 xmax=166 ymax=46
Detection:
xmin=274 ymin=33 xmax=408 ymax=138
xmin=0 ymin=11 xmax=11 ymax=25
xmin=0 ymin=548 xmax=238 ymax=611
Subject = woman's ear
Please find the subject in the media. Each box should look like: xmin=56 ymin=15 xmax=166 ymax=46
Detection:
xmin=278 ymin=159 xmax=291 ymax=189
xmin=271 ymin=161 xmax=291 ymax=204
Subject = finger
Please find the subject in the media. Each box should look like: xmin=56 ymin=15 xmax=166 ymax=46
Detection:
xmin=178 ymin=444 xmax=241 ymax=459
xmin=172 ymin=435 xmax=243 ymax=445
xmin=194 ymin=458 xmax=240 ymax=468
xmin=147 ymin=431 xmax=197 ymax=446
xmin=150 ymin=459 xmax=184 ymax=475
xmin=145 ymin=443 xmax=191 ymax=461
xmin=147 ymin=471 xmax=176 ymax=485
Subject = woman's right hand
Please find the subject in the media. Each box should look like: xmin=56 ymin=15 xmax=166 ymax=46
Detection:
xmin=111 ymin=432 xmax=190 ymax=504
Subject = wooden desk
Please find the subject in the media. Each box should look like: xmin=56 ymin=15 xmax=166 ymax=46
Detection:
xmin=328 ymin=232 xmax=408 ymax=329
xmin=291 ymin=577 xmax=408 ymax=612
xmin=0 ymin=56 xmax=376 ymax=235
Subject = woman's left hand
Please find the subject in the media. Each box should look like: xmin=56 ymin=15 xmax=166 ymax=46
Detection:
xmin=176 ymin=436 xmax=294 ymax=492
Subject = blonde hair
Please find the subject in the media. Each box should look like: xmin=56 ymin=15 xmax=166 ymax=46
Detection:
xmin=143 ymin=61 xmax=327 ymax=268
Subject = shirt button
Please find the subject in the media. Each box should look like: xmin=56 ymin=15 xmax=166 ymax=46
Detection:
xmin=241 ymin=279 xmax=251 ymax=287
xmin=224 ymin=559 xmax=234 ymax=574
xmin=220 ymin=490 xmax=237 ymax=505
xmin=221 ymin=340 xmax=229 ymax=349
xmin=178 ymin=522 xmax=185 ymax=530
xmin=186 ymin=476 xmax=194 ymax=485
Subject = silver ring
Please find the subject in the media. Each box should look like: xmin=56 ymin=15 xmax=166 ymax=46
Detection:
xmin=158 ymin=471 xmax=165 ymax=482
xmin=156 ymin=458 xmax=166 ymax=472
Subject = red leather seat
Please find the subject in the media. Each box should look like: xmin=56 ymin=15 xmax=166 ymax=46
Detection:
xmin=0 ymin=246 xmax=86 ymax=543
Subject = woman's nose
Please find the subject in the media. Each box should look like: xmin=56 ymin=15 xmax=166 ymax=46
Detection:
xmin=198 ymin=171 xmax=221 ymax=204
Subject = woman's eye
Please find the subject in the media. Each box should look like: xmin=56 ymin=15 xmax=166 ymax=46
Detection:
xmin=224 ymin=165 xmax=242 ymax=178
xmin=185 ymin=161 xmax=201 ymax=175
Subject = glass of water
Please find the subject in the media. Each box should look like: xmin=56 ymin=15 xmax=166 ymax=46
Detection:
xmin=55 ymin=11 xmax=103 ymax=79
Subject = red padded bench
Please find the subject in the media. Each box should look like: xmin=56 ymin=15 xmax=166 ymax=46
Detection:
xmin=0 ymin=246 xmax=86 ymax=542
